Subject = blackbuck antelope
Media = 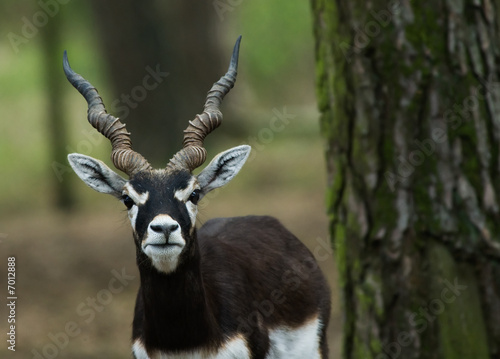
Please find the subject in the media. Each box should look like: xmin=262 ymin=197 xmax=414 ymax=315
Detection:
xmin=64 ymin=37 xmax=331 ymax=359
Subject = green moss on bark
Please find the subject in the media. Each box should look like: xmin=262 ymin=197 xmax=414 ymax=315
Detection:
xmin=428 ymin=241 xmax=489 ymax=359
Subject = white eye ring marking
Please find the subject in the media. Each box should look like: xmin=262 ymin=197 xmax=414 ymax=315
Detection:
xmin=123 ymin=183 xmax=149 ymax=206
xmin=174 ymin=177 xmax=200 ymax=203
xmin=186 ymin=201 xmax=198 ymax=230
xmin=173 ymin=178 xmax=199 ymax=228
xmin=128 ymin=205 xmax=139 ymax=230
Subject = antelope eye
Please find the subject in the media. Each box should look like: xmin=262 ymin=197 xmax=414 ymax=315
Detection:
xmin=189 ymin=190 xmax=200 ymax=205
xmin=122 ymin=195 xmax=135 ymax=209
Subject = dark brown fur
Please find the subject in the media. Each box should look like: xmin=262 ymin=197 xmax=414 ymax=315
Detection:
xmin=132 ymin=215 xmax=331 ymax=358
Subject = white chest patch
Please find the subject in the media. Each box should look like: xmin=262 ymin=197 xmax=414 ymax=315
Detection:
xmin=266 ymin=317 xmax=322 ymax=359
xmin=132 ymin=317 xmax=322 ymax=359
xmin=132 ymin=335 xmax=250 ymax=359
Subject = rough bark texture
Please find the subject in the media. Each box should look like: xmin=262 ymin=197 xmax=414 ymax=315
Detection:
xmin=311 ymin=0 xmax=500 ymax=358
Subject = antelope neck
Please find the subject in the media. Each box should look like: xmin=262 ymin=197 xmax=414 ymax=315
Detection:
xmin=136 ymin=247 xmax=221 ymax=352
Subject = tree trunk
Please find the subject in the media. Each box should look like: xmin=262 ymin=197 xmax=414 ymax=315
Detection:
xmin=311 ymin=0 xmax=500 ymax=358
xmin=89 ymin=0 xmax=222 ymax=166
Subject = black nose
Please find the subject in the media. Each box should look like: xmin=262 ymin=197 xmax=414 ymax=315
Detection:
xmin=150 ymin=223 xmax=179 ymax=237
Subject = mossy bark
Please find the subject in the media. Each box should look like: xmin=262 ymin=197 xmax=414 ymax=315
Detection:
xmin=311 ymin=0 xmax=500 ymax=358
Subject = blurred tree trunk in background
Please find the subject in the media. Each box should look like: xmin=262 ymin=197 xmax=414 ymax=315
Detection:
xmin=312 ymin=0 xmax=500 ymax=358
xmin=89 ymin=0 xmax=221 ymax=166
xmin=42 ymin=8 xmax=73 ymax=209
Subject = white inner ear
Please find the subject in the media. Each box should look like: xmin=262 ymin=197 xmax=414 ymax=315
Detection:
xmin=197 ymin=145 xmax=251 ymax=195
xmin=68 ymin=153 xmax=126 ymax=197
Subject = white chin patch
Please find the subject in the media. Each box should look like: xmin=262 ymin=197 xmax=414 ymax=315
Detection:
xmin=142 ymin=215 xmax=185 ymax=274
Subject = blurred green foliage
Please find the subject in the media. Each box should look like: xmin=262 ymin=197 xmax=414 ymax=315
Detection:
xmin=233 ymin=0 xmax=316 ymax=104
xmin=0 ymin=4 xmax=338 ymax=358
xmin=0 ymin=0 xmax=320 ymax=214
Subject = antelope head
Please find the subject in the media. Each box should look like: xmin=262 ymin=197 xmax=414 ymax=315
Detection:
xmin=65 ymin=37 xmax=250 ymax=274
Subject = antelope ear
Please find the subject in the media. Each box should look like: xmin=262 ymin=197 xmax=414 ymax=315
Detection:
xmin=197 ymin=145 xmax=251 ymax=195
xmin=68 ymin=153 xmax=126 ymax=198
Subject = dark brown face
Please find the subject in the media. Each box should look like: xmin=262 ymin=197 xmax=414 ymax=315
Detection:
xmin=122 ymin=170 xmax=202 ymax=274
xmin=68 ymin=145 xmax=252 ymax=273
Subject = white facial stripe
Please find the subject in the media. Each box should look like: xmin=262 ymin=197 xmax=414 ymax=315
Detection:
xmin=173 ymin=177 xmax=199 ymax=202
xmin=186 ymin=201 xmax=198 ymax=230
xmin=128 ymin=205 xmax=139 ymax=230
xmin=173 ymin=177 xmax=199 ymax=229
xmin=124 ymin=183 xmax=149 ymax=205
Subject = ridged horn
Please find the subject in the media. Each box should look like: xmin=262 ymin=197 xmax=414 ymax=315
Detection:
xmin=63 ymin=51 xmax=152 ymax=176
xmin=167 ymin=36 xmax=242 ymax=172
